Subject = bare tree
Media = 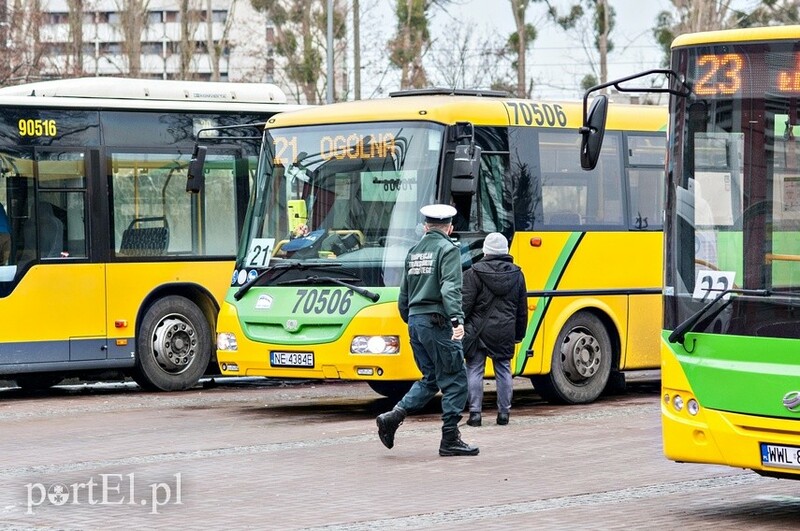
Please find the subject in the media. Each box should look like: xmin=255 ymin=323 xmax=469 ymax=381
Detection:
xmin=250 ymin=0 xmax=347 ymax=104
xmin=180 ymin=0 xmax=194 ymax=78
xmin=740 ymin=0 xmax=800 ymax=26
xmin=66 ymin=0 xmax=85 ymax=76
xmin=206 ymin=0 xmax=240 ymax=81
xmin=428 ymin=26 xmax=513 ymax=92
xmin=117 ymin=0 xmax=150 ymax=77
xmin=545 ymin=0 xmax=614 ymax=91
xmin=353 ymin=0 xmax=360 ymax=99
xmin=509 ymin=0 xmax=536 ymax=97
xmin=388 ymin=0 xmax=433 ymax=89
xmin=1 ymin=0 xmax=47 ymax=85
xmin=654 ymin=0 xmax=736 ymax=66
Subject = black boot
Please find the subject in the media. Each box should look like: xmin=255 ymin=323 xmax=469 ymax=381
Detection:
xmin=466 ymin=412 xmax=481 ymax=427
xmin=376 ymin=407 xmax=406 ymax=449
xmin=439 ymin=426 xmax=479 ymax=456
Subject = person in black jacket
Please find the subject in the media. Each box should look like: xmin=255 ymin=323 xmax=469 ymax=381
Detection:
xmin=462 ymin=232 xmax=528 ymax=426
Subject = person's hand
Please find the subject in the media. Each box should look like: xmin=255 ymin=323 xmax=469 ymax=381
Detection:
xmin=451 ymin=324 xmax=464 ymax=341
xmin=293 ymin=224 xmax=309 ymax=238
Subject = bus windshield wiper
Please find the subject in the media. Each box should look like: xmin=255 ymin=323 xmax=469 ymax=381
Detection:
xmin=278 ymin=275 xmax=380 ymax=302
xmin=233 ymin=260 xmax=343 ymax=301
xmin=668 ymin=288 xmax=769 ymax=345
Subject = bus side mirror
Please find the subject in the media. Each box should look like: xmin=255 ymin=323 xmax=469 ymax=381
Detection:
xmin=580 ymin=95 xmax=608 ymax=171
xmin=186 ymin=145 xmax=207 ymax=193
xmin=451 ymin=121 xmax=481 ymax=194
xmin=451 ymin=144 xmax=481 ymax=194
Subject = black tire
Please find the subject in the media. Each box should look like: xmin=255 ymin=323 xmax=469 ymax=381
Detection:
xmin=133 ymin=295 xmax=212 ymax=391
xmin=367 ymin=381 xmax=413 ymax=401
xmin=15 ymin=373 xmax=63 ymax=390
xmin=603 ymin=369 xmax=627 ymax=396
xmin=532 ymin=312 xmax=613 ymax=404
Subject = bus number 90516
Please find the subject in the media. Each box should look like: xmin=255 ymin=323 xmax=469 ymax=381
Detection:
xmin=18 ymin=119 xmax=58 ymax=137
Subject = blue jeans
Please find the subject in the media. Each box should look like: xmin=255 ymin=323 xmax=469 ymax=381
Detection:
xmin=466 ymin=349 xmax=512 ymax=415
xmin=397 ymin=314 xmax=468 ymax=428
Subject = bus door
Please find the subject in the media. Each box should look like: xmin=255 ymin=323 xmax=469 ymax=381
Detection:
xmin=0 ymin=147 xmax=105 ymax=364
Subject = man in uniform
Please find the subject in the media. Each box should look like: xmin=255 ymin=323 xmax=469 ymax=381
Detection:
xmin=376 ymin=204 xmax=479 ymax=457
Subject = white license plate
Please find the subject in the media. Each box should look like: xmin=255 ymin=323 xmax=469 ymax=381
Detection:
xmin=760 ymin=442 xmax=800 ymax=469
xmin=270 ymin=351 xmax=314 ymax=368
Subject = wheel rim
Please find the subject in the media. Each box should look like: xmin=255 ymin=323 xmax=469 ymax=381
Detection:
xmin=151 ymin=315 xmax=197 ymax=374
xmin=560 ymin=327 xmax=602 ymax=384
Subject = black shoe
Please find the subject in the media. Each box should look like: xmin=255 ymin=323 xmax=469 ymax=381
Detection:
xmin=439 ymin=427 xmax=479 ymax=456
xmin=466 ymin=412 xmax=481 ymax=427
xmin=497 ymin=412 xmax=509 ymax=425
xmin=376 ymin=407 xmax=406 ymax=449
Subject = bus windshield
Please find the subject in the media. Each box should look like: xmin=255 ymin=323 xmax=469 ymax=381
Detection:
xmin=667 ymin=39 xmax=800 ymax=334
xmin=238 ymin=121 xmax=442 ymax=286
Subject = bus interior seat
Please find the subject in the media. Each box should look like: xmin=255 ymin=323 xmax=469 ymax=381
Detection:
xmin=119 ymin=216 xmax=169 ymax=256
xmin=23 ymin=201 xmax=65 ymax=258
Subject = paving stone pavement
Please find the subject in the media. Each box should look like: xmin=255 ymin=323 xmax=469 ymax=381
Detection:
xmin=0 ymin=376 xmax=798 ymax=530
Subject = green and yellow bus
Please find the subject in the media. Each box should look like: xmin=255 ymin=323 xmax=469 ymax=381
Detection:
xmin=582 ymin=26 xmax=800 ymax=477
xmin=0 ymin=77 xmax=302 ymax=391
xmin=213 ymin=89 xmax=667 ymax=404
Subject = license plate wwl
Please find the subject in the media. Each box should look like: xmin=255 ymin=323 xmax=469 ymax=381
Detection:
xmin=760 ymin=442 xmax=800 ymax=470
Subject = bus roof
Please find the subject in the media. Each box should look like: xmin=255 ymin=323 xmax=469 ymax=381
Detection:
xmin=0 ymin=77 xmax=289 ymax=104
xmin=672 ymin=25 xmax=800 ymax=48
xmin=266 ymin=94 xmax=666 ymax=131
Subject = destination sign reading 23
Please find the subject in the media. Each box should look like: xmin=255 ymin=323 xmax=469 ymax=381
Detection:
xmin=691 ymin=50 xmax=800 ymax=97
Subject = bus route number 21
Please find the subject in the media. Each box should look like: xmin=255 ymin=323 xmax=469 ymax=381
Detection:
xmin=692 ymin=270 xmax=736 ymax=301
xmin=246 ymin=238 xmax=276 ymax=268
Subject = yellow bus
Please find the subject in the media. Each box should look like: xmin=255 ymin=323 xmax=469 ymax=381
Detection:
xmin=214 ymin=89 xmax=667 ymax=404
xmin=582 ymin=26 xmax=800 ymax=478
xmin=0 ymin=77 xmax=302 ymax=391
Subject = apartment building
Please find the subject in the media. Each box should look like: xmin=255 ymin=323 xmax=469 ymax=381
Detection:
xmin=36 ymin=0 xmax=275 ymax=83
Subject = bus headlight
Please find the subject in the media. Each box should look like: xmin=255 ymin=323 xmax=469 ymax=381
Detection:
xmin=673 ymin=394 xmax=684 ymax=412
xmin=687 ymin=398 xmax=700 ymax=416
xmin=217 ymin=332 xmax=238 ymax=351
xmin=351 ymin=335 xmax=400 ymax=354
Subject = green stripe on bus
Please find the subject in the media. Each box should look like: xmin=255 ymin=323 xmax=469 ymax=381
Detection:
xmin=515 ymin=232 xmax=583 ymax=374
xmin=663 ymin=329 xmax=800 ymax=419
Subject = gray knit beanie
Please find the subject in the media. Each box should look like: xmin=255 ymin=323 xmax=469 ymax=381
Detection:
xmin=482 ymin=232 xmax=508 ymax=256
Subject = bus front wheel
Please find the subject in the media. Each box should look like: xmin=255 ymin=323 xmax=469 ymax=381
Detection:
xmin=532 ymin=312 xmax=612 ymax=404
xmin=133 ymin=295 xmax=211 ymax=391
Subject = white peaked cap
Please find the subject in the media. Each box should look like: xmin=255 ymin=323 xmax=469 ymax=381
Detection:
xmin=420 ymin=204 xmax=457 ymax=222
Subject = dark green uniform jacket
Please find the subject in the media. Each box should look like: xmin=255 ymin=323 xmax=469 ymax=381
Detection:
xmin=398 ymin=228 xmax=465 ymax=325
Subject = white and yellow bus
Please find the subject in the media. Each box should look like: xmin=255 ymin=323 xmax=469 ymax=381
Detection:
xmin=0 ymin=77 xmax=302 ymax=391
xmin=214 ymin=89 xmax=667 ymax=403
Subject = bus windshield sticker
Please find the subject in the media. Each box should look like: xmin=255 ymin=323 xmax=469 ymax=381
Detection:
xmin=246 ymin=238 xmax=275 ymax=268
xmin=692 ymin=270 xmax=736 ymax=301
xmin=362 ymin=171 xmax=417 ymax=202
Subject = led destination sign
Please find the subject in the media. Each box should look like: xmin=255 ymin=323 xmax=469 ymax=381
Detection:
xmin=272 ymin=132 xmax=397 ymax=166
xmin=689 ymin=48 xmax=800 ymax=98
